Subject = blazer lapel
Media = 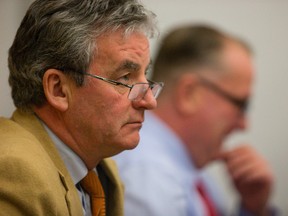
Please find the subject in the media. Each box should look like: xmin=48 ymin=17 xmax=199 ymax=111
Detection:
xmin=99 ymin=158 xmax=124 ymax=216
xmin=11 ymin=109 xmax=83 ymax=216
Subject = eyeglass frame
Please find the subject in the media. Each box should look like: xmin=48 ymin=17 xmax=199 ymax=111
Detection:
xmin=198 ymin=76 xmax=249 ymax=112
xmin=82 ymin=72 xmax=164 ymax=101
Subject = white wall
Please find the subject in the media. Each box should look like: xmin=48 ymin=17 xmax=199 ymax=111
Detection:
xmin=0 ymin=0 xmax=34 ymax=117
xmin=0 ymin=0 xmax=287 ymax=214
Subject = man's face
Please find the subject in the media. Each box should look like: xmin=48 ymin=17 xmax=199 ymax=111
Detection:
xmin=66 ymin=30 xmax=156 ymax=162
xmin=193 ymin=41 xmax=254 ymax=166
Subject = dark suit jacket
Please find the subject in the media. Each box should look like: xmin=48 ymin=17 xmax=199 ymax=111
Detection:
xmin=0 ymin=109 xmax=124 ymax=216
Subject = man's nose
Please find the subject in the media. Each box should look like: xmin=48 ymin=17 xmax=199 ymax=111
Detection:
xmin=132 ymin=88 xmax=157 ymax=110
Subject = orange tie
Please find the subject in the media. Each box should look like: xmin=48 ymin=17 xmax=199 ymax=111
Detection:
xmin=80 ymin=171 xmax=106 ymax=216
xmin=196 ymin=181 xmax=218 ymax=216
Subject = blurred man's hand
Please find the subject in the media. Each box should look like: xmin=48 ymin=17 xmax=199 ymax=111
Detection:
xmin=218 ymin=145 xmax=274 ymax=216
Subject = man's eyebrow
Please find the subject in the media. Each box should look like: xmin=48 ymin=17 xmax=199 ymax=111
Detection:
xmin=114 ymin=59 xmax=153 ymax=75
xmin=115 ymin=60 xmax=141 ymax=73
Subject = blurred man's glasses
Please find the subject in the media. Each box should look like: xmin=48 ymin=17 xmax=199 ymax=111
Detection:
xmin=198 ymin=76 xmax=249 ymax=112
xmin=83 ymin=72 xmax=164 ymax=101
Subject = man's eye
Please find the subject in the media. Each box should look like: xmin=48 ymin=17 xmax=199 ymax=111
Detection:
xmin=119 ymin=74 xmax=130 ymax=82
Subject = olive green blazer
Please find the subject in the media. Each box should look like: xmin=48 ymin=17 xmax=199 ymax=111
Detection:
xmin=0 ymin=110 xmax=124 ymax=216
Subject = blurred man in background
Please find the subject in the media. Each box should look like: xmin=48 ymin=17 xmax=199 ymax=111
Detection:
xmin=115 ymin=25 xmax=276 ymax=216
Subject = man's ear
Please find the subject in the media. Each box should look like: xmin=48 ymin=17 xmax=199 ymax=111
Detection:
xmin=42 ymin=69 xmax=71 ymax=112
xmin=174 ymin=73 xmax=201 ymax=116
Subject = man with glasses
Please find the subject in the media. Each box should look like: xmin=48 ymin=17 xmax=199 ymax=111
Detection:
xmin=0 ymin=0 xmax=162 ymax=215
xmin=114 ymin=25 xmax=276 ymax=215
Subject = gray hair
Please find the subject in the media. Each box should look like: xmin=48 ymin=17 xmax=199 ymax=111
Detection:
xmin=8 ymin=0 xmax=158 ymax=111
xmin=152 ymin=24 xmax=251 ymax=83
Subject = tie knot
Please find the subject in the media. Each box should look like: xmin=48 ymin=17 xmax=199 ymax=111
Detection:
xmin=196 ymin=180 xmax=206 ymax=195
xmin=80 ymin=171 xmax=105 ymax=198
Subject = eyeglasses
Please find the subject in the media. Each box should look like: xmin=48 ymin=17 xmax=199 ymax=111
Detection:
xmin=198 ymin=76 xmax=249 ymax=112
xmin=83 ymin=72 xmax=164 ymax=101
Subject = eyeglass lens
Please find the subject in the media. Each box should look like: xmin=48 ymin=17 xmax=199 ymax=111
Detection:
xmin=128 ymin=83 xmax=163 ymax=101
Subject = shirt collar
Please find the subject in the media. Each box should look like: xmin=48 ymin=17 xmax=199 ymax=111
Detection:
xmin=41 ymin=122 xmax=88 ymax=185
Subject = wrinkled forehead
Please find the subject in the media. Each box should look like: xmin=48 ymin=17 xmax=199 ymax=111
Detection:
xmin=89 ymin=30 xmax=151 ymax=76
